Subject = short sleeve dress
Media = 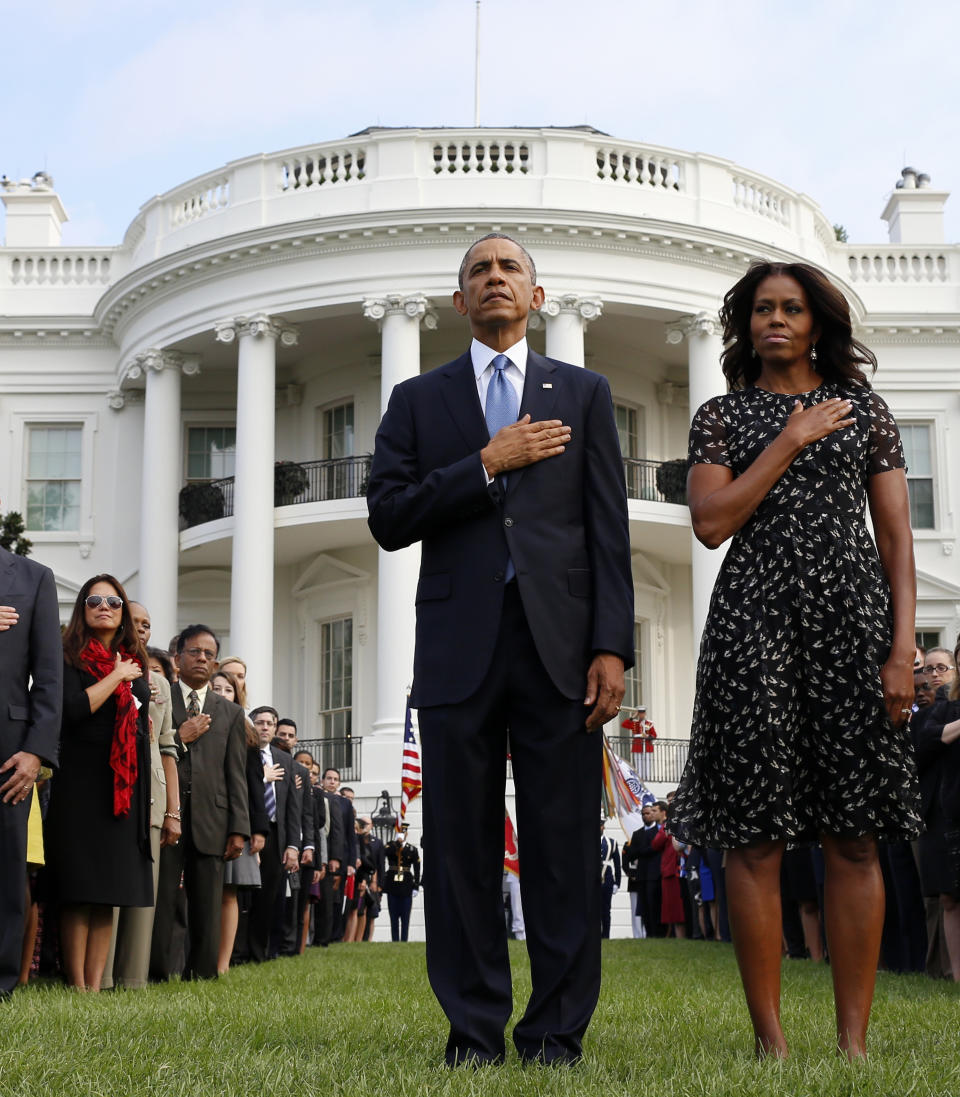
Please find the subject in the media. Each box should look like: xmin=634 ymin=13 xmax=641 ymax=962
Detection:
xmin=668 ymin=382 xmax=922 ymax=848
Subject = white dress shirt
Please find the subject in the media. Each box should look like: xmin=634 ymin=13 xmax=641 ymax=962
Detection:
xmin=178 ymin=679 xmax=210 ymax=712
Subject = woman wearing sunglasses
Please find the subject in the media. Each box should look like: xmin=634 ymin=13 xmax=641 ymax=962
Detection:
xmin=44 ymin=575 xmax=153 ymax=990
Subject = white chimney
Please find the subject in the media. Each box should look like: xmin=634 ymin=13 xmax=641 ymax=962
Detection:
xmin=881 ymin=167 xmax=949 ymax=244
xmin=1 ymin=171 xmax=68 ymax=247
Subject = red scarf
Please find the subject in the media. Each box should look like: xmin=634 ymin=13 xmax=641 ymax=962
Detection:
xmin=79 ymin=638 xmax=142 ymax=817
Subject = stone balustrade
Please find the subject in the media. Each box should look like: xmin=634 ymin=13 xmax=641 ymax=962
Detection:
xmin=847 ymin=248 xmax=951 ymax=283
xmin=6 ymin=250 xmax=116 ymax=285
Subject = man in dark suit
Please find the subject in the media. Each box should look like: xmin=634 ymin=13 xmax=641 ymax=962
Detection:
xmin=247 ymin=706 xmax=301 ymax=961
xmin=315 ymin=774 xmax=346 ymax=946
xmin=367 ymin=234 xmax=634 ymax=1065
xmin=0 ymin=545 xmax=62 ymax=998
xmin=322 ymin=766 xmax=358 ymax=941
xmin=623 ymin=803 xmax=663 ymax=938
xmin=151 ymin=624 xmax=249 ymax=980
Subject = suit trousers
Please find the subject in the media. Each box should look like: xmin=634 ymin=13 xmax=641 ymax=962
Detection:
xmin=0 ymin=792 xmax=31 ymax=994
xmin=103 ymin=826 xmax=162 ymax=988
xmin=151 ymin=797 xmax=224 ymax=979
xmin=249 ymin=823 xmax=282 ymax=962
xmin=419 ymin=584 xmax=602 ymax=1066
xmin=388 ymin=892 xmax=413 ymax=941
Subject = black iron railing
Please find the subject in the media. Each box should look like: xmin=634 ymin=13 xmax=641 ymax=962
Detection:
xmin=295 ymin=736 xmax=362 ymax=782
xmin=605 ymin=735 xmax=689 ymax=785
xmin=622 ymin=458 xmax=688 ymax=505
xmin=179 ymin=455 xmax=371 ymax=529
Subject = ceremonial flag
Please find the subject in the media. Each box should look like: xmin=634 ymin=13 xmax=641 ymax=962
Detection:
xmin=602 ymin=734 xmax=655 ymax=836
xmin=504 ymin=808 xmax=519 ymax=878
xmin=397 ymin=696 xmax=422 ymax=830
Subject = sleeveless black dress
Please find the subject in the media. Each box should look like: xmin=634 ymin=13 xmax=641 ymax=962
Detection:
xmin=669 ymin=383 xmax=922 ymax=848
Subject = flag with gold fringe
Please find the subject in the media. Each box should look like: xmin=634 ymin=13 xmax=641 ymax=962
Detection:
xmin=602 ymin=733 xmax=655 ymax=836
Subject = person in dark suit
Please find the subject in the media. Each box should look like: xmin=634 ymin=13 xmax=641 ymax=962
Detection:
xmin=367 ymin=234 xmax=634 ymax=1066
xmin=315 ymin=777 xmax=346 ymax=946
xmin=622 ymin=803 xmax=663 ymax=938
xmin=246 ymin=707 xmax=301 ymax=962
xmin=151 ymin=625 xmax=249 ymax=980
xmin=0 ymin=545 xmax=62 ymax=999
xmin=322 ymin=767 xmax=358 ymax=942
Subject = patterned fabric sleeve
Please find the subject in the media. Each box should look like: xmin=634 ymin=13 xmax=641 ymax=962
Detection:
xmin=865 ymin=390 xmax=906 ymax=475
xmin=687 ymin=398 xmax=732 ymax=467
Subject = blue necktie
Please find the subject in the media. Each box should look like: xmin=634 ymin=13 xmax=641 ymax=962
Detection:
xmin=485 ymin=354 xmax=518 ymax=581
xmin=262 ymin=748 xmax=277 ymax=822
xmin=485 ymin=354 xmax=518 ymax=439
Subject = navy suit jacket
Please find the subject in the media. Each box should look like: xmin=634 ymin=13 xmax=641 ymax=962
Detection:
xmin=367 ymin=348 xmax=634 ymax=706
xmin=0 ymin=548 xmax=62 ymax=768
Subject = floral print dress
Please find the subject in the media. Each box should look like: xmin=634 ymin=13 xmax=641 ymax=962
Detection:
xmin=669 ymin=383 xmax=922 ymax=848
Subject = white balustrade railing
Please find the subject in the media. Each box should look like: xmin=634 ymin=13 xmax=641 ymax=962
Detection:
xmin=170 ymin=176 xmax=230 ymax=226
xmin=8 ymin=252 xmax=114 ymax=285
xmin=847 ymin=250 xmax=949 ymax=283
xmin=279 ymin=146 xmax=366 ymax=190
xmin=595 ymin=146 xmax=683 ymax=189
xmin=731 ymin=175 xmax=792 ymax=225
xmin=430 ymin=137 xmax=531 ymax=175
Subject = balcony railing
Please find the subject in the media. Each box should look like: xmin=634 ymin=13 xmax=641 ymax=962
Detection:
xmin=295 ymin=736 xmax=361 ymax=782
xmin=179 ymin=455 xmax=371 ymax=529
xmin=623 ymin=458 xmax=687 ymax=505
xmin=605 ymin=735 xmax=689 ymax=786
xmin=179 ymin=454 xmax=684 ymax=530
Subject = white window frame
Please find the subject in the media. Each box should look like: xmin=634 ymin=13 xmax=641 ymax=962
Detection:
xmin=319 ymin=398 xmax=356 ymax=461
xmin=317 ymin=614 xmax=354 ymax=741
xmin=894 ymin=411 xmax=947 ymax=538
xmin=10 ymin=411 xmax=97 ymax=542
xmin=183 ymin=419 xmax=237 ymax=484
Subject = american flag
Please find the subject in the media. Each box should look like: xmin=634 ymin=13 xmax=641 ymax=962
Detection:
xmin=397 ymin=696 xmax=422 ymax=829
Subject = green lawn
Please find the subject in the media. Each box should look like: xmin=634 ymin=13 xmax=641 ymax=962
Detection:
xmin=3 ymin=940 xmax=959 ymax=1096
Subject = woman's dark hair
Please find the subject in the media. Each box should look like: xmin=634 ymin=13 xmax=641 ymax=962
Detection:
xmin=147 ymin=646 xmax=176 ymax=685
xmin=62 ymin=574 xmax=148 ymax=670
xmin=720 ymin=261 xmax=877 ymax=391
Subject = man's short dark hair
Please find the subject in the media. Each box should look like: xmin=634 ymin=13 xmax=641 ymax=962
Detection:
xmin=656 ymin=800 xmax=668 ymax=813
xmin=340 ymin=786 xmax=354 ymax=796
xmin=176 ymin=624 xmax=220 ymax=656
xmin=277 ymin=717 xmax=298 ymax=732
xmin=457 ymin=233 xmax=537 ymax=291
xmin=323 ymin=767 xmax=341 ymax=779
xmin=250 ymin=705 xmax=279 ymax=722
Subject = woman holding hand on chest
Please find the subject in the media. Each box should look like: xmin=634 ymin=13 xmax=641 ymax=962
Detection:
xmin=669 ymin=262 xmax=921 ymax=1059
xmin=45 ymin=575 xmax=153 ymax=990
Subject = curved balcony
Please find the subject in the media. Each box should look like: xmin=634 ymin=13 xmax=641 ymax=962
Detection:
xmin=179 ymin=455 xmax=371 ymax=530
xmin=177 ymin=453 xmax=691 ymax=567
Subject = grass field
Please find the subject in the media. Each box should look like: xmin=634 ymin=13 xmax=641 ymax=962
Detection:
xmin=3 ymin=939 xmax=959 ymax=1097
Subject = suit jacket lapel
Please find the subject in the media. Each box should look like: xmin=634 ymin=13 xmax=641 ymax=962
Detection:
xmin=171 ymin=683 xmax=187 ymax=728
xmin=439 ymin=352 xmax=490 ymax=453
xmin=510 ymin=351 xmax=560 ymax=493
xmin=0 ymin=548 xmax=18 ymax=596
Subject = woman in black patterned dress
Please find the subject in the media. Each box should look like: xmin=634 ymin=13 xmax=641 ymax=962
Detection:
xmin=669 ymin=262 xmax=920 ymax=1060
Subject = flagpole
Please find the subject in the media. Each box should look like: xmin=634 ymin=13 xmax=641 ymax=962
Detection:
xmin=473 ymin=0 xmax=481 ymax=127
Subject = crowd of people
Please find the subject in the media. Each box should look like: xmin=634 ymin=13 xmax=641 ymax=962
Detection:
xmin=7 ymin=575 xmax=424 ymax=993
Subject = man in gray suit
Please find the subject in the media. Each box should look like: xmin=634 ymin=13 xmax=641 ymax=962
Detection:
xmin=0 ymin=541 xmax=62 ymax=998
xmin=151 ymin=624 xmax=249 ymax=980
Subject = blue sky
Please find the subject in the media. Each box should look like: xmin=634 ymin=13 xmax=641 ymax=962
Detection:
xmin=2 ymin=0 xmax=957 ymax=246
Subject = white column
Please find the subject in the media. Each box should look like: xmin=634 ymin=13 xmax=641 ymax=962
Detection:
xmin=133 ymin=349 xmax=196 ymax=647
xmin=670 ymin=312 xmax=726 ymax=651
xmin=540 ymin=294 xmax=603 ymax=366
xmin=215 ymin=314 xmax=298 ymax=707
xmin=362 ymin=294 xmax=433 ymax=768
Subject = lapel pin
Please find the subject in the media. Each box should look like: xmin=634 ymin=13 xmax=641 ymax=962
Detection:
xmin=542 ymin=383 xmax=552 ymax=389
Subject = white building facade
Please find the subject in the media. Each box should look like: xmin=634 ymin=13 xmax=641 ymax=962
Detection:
xmin=2 ymin=127 xmax=958 ymax=839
